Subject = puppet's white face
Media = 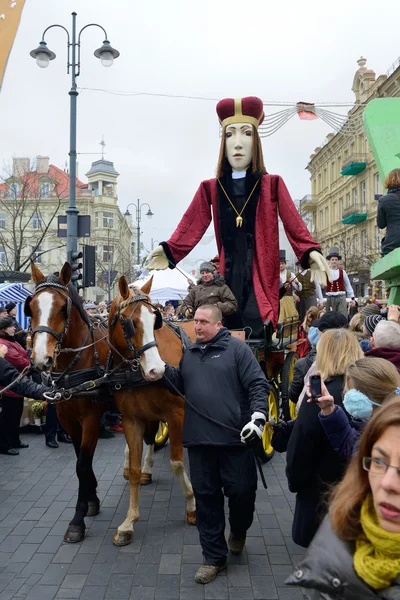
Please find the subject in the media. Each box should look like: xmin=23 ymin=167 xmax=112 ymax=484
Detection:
xmin=225 ymin=123 xmax=253 ymax=172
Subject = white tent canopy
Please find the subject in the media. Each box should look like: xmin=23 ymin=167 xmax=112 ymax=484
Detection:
xmin=130 ymin=268 xmax=196 ymax=303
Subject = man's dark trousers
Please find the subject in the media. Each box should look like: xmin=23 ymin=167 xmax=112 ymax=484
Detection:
xmin=188 ymin=445 xmax=257 ymax=566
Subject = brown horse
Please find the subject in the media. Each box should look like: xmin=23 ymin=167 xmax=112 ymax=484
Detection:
xmin=110 ymin=275 xmax=196 ymax=546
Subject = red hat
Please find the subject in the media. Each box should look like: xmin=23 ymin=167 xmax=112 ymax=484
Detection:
xmin=216 ymin=97 xmax=264 ymax=129
xmin=210 ymin=255 xmax=220 ymax=263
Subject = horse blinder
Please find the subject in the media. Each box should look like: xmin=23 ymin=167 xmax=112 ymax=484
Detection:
xmin=154 ymin=309 xmax=163 ymax=330
xmin=24 ymin=296 xmax=32 ymax=317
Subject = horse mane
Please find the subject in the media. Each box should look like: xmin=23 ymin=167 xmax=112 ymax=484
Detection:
xmin=45 ymin=274 xmax=91 ymax=327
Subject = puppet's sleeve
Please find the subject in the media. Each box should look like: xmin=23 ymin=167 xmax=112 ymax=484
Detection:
xmin=276 ymin=176 xmax=320 ymax=269
xmin=161 ymin=182 xmax=212 ymax=267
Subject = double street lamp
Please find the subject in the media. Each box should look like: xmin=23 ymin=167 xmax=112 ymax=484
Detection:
xmin=30 ymin=12 xmax=120 ymax=279
xmin=124 ymin=200 xmax=154 ymax=265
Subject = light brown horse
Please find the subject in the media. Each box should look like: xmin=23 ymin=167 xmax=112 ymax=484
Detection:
xmin=110 ymin=275 xmax=196 ymax=546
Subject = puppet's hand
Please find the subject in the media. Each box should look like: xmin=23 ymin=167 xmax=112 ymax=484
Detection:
xmin=308 ymin=251 xmax=332 ymax=286
xmin=146 ymin=245 xmax=169 ymax=270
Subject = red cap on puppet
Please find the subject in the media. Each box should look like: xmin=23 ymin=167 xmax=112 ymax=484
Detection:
xmin=216 ymin=97 xmax=265 ymax=129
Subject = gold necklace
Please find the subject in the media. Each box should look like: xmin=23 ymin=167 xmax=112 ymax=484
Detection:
xmin=217 ymin=178 xmax=260 ymax=227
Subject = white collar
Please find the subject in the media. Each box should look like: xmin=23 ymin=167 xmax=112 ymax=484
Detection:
xmin=232 ymin=171 xmax=246 ymax=180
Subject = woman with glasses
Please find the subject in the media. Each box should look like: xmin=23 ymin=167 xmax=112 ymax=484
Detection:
xmin=286 ymin=395 xmax=400 ymax=598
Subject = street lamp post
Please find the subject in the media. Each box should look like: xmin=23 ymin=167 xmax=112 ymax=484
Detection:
xmin=30 ymin=12 xmax=120 ymax=275
xmin=124 ymin=200 xmax=154 ymax=265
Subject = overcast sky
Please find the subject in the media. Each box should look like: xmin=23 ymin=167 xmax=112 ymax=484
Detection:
xmin=1 ymin=0 xmax=399 ymax=269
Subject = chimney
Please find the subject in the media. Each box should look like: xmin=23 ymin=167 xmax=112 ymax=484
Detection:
xmin=36 ymin=156 xmax=49 ymax=174
xmin=12 ymin=157 xmax=30 ymax=177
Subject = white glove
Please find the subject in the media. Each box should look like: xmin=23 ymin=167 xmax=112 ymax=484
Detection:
xmin=308 ymin=251 xmax=333 ymax=287
xmin=146 ymin=245 xmax=169 ymax=270
xmin=240 ymin=411 xmax=266 ymax=444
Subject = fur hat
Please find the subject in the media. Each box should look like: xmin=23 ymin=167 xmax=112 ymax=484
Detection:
xmin=199 ymin=262 xmax=214 ymax=273
xmin=5 ymin=302 xmax=16 ymax=312
xmin=0 ymin=316 xmax=14 ymax=330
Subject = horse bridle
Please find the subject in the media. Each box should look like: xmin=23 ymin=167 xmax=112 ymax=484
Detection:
xmin=110 ymin=287 xmax=163 ymax=360
xmin=25 ymin=281 xmax=72 ymax=354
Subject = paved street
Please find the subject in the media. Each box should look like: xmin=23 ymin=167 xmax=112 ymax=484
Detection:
xmin=0 ymin=430 xmax=305 ymax=600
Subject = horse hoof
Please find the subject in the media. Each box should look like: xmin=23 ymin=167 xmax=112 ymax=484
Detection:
xmin=140 ymin=473 xmax=152 ymax=486
xmin=86 ymin=501 xmax=100 ymax=517
xmin=113 ymin=530 xmax=133 ymax=546
xmin=186 ymin=511 xmax=196 ymax=526
xmin=64 ymin=524 xmax=85 ymax=543
xmin=123 ymin=469 xmax=129 ymax=481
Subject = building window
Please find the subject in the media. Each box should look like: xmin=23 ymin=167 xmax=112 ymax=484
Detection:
xmin=92 ymin=186 xmax=99 ymax=197
xmin=331 ymin=161 xmax=335 ymax=182
xmin=353 ymin=188 xmax=357 ymax=205
xmin=375 ymin=173 xmax=381 ymax=195
xmin=32 ymin=246 xmax=42 ymax=264
xmin=353 ymin=234 xmax=359 ymax=255
xmin=0 ymin=246 xmax=5 ymax=265
xmin=40 ymin=182 xmax=50 ymax=198
xmin=318 ymin=174 xmax=322 ymax=192
xmin=323 ymin=168 xmax=327 ymax=188
xmin=32 ymin=213 xmax=42 ymax=229
xmin=376 ymin=225 xmax=381 ymax=250
xmin=361 ymin=180 xmax=366 ymax=209
xmin=361 ymin=229 xmax=367 ymax=254
xmin=339 ymin=197 xmax=343 ymax=218
xmin=325 ymin=207 xmax=329 ymax=227
xmin=95 ymin=212 xmax=99 ymax=228
xmin=319 ymin=210 xmax=323 ymax=229
xmin=0 ymin=213 xmax=6 ymax=229
xmin=346 ymin=193 xmax=350 ymax=208
xmin=103 ymin=211 xmax=114 ymax=228
xmin=103 ymin=245 xmax=114 ymax=263
xmin=104 ymin=183 xmax=114 ymax=196
xmin=333 ymin=202 xmax=337 ymax=223
xmin=8 ymin=182 xmax=19 ymax=198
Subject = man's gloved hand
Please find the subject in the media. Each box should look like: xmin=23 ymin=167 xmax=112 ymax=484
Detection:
xmin=240 ymin=411 xmax=266 ymax=445
xmin=146 ymin=245 xmax=169 ymax=270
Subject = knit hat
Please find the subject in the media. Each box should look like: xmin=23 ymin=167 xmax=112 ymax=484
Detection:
xmin=5 ymin=302 xmax=16 ymax=312
xmin=362 ymin=304 xmax=381 ymax=317
xmin=0 ymin=316 xmax=14 ymax=329
xmin=313 ymin=311 xmax=348 ymax=332
xmin=199 ymin=262 xmax=214 ymax=273
xmin=364 ymin=314 xmax=385 ymax=336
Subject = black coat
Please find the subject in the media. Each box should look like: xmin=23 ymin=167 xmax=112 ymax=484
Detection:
xmin=286 ymin=516 xmax=400 ymax=599
xmin=286 ymin=375 xmax=349 ymax=547
xmin=0 ymin=357 xmax=49 ymax=399
xmin=288 ymin=348 xmax=316 ymax=404
xmin=164 ymin=328 xmax=269 ymax=447
xmin=377 ymin=190 xmax=400 ymax=255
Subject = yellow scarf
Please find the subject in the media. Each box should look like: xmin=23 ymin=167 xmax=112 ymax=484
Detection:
xmin=354 ymin=494 xmax=400 ymax=590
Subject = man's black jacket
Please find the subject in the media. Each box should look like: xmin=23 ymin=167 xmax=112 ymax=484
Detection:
xmin=163 ymin=328 xmax=269 ymax=447
xmin=0 ymin=357 xmax=49 ymax=399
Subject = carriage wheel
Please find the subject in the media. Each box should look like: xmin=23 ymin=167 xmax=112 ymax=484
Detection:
xmin=281 ymin=351 xmax=299 ymax=421
xmin=289 ymin=400 xmax=298 ymax=420
xmin=154 ymin=421 xmax=169 ymax=450
xmin=261 ymin=385 xmax=279 ymax=463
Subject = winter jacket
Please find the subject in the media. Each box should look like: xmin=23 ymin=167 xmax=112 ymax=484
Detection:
xmin=181 ymin=275 xmax=238 ymax=317
xmin=0 ymin=357 xmax=49 ymax=399
xmin=286 ymin=516 xmax=400 ymax=599
xmin=0 ymin=336 xmax=30 ymax=397
xmin=286 ymin=375 xmax=349 ymax=547
xmin=377 ymin=190 xmax=400 ymax=255
xmin=288 ymin=347 xmax=316 ymax=404
xmin=163 ymin=328 xmax=269 ymax=446
xmin=318 ymin=405 xmax=364 ymax=460
xmin=365 ymin=346 xmax=400 ymax=373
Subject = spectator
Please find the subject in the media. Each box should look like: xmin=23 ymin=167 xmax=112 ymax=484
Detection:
xmin=297 ymin=306 xmax=318 ymax=358
xmin=286 ymin=396 xmax=400 ymax=597
xmin=210 ymin=255 xmax=220 ymax=274
xmin=348 ymin=298 xmax=358 ymax=321
xmin=98 ymin=302 xmax=108 ymax=316
xmin=0 ymin=345 xmax=50 ymax=455
xmin=348 ymin=312 xmax=368 ymax=343
xmin=362 ymin=302 xmax=381 ymax=317
xmin=0 ymin=307 xmax=8 ymax=318
xmin=44 ymin=403 xmax=73 ymax=448
xmin=181 ymin=262 xmax=237 ymax=319
xmin=313 ymin=357 xmax=400 ymax=460
xmin=163 ymin=304 xmax=177 ymax=320
xmin=5 ymin=301 xmax=27 ymax=347
xmin=366 ymin=320 xmax=400 ymax=373
xmin=377 ymin=167 xmax=400 ymax=255
xmin=84 ymin=302 xmax=97 ymax=315
xmin=286 ymin=328 xmax=363 ymax=547
xmin=360 ymin=313 xmax=384 ymax=352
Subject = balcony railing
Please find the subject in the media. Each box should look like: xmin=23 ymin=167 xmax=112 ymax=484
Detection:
xmin=300 ymin=194 xmax=318 ymax=212
xmin=341 ymin=203 xmax=367 ymax=224
xmin=341 ymin=154 xmax=368 ymax=176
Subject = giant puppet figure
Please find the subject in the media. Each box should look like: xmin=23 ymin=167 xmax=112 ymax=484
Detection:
xmin=147 ymin=97 xmax=331 ymax=336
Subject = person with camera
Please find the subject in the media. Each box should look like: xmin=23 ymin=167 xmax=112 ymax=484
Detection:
xmin=163 ymin=304 xmax=269 ymax=584
xmin=286 ymin=328 xmax=363 ymax=547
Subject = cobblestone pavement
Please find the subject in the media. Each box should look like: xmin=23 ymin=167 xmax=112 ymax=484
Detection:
xmin=0 ymin=430 xmax=306 ymax=600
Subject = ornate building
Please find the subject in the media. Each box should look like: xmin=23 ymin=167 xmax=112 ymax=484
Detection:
xmin=301 ymin=56 xmax=400 ymax=298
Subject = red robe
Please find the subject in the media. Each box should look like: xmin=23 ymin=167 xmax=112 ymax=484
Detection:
xmin=165 ymin=174 xmax=319 ymax=329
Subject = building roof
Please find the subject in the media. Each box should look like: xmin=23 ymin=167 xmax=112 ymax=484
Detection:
xmin=85 ymin=160 xmax=120 ymax=177
xmin=0 ymin=163 xmax=88 ymax=196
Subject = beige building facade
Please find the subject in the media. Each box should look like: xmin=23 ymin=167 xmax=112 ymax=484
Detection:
xmin=0 ymin=156 xmax=136 ymax=301
xmin=302 ymin=57 xmax=400 ymax=298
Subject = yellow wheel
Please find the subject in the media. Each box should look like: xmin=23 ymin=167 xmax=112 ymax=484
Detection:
xmin=289 ymin=400 xmax=298 ymax=420
xmin=261 ymin=386 xmax=279 ymax=463
xmin=281 ymin=351 xmax=299 ymax=420
xmin=154 ymin=421 xmax=169 ymax=450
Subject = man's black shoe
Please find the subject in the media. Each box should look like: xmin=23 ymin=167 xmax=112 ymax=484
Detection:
xmin=99 ymin=427 xmax=115 ymax=439
xmin=57 ymin=433 xmax=73 ymax=444
xmin=0 ymin=449 xmax=19 ymax=455
xmin=46 ymin=440 xmax=59 ymax=449
xmin=16 ymin=442 xmax=29 ymax=449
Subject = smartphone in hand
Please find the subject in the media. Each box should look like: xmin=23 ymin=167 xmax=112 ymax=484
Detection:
xmin=310 ymin=374 xmax=322 ymax=403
